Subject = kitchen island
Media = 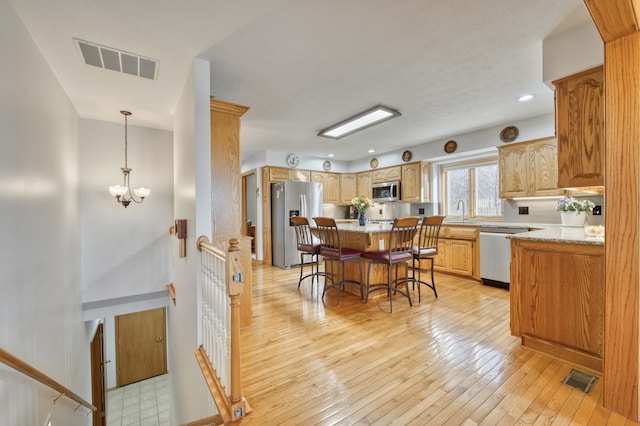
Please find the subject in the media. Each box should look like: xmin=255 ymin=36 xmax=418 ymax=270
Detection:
xmin=508 ymin=227 xmax=604 ymax=371
xmin=313 ymin=223 xmax=394 ymax=298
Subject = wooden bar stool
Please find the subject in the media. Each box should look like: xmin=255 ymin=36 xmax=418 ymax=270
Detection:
xmin=313 ymin=217 xmax=363 ymax=306
xmin=291 ymin=216 xmax=323 ymax=289
xmin=410 ymin=215 xmax=445 ymax=301
xmin=364 ymin=216 xmax=419 ymax=312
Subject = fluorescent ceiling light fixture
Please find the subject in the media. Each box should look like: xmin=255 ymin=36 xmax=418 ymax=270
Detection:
xmin=518 ymin=94 xmax=534 ymax=102
xmin=328 ymin=154 xmax=334 ymax=157
xmin=318 ymin=105 xmax=401 ymax=139
xmin=368 ymin=149 xmax=376 ymax=153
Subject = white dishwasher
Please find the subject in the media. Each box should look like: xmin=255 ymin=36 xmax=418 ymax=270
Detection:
xmin=479 ymin=227 xmax=528 ymax=289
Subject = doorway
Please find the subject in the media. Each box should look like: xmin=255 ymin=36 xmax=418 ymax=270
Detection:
xmin=90 ymin=322 xmax=106 ymax=426
xmin=115 ymin=307 xmax=167 ymax=387
xmin=242 ymin=170 xmax=257 ymax=256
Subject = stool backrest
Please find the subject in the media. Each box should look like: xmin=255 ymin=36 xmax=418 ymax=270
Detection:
xmin=417 ymin=215 xmax=445 ymax=251
xmin=291 ymin=216 xmax=316 ymax=249
xmin=388 ymin=216 xmax=420 ymax=258
xmin=313 ymin=217 xmax=341 ymax=257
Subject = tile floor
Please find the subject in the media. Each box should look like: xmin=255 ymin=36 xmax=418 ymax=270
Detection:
xmin=106 ymin=374 xmax=171 ymax=426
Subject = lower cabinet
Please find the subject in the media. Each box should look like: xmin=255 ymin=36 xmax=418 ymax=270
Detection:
xmin=430 ymin=225 xmax=479 ymax=280
xmin=510 ymin=239 xmax=604 ymax=371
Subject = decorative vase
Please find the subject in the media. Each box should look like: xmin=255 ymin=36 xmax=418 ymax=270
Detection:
xmin=358 ymin=211 xmax=366 ymax=226
xmin=560 ymin=211 xmax=587 ymax=226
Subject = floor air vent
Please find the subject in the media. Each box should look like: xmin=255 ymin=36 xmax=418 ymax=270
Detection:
xmin=561 ymin=369 xmax=598 ymax=394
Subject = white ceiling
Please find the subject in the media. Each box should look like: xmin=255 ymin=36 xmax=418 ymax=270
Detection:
xmin=9 ymin=0 xmax=592 ymax=162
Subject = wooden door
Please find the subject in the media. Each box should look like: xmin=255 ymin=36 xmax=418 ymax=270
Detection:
xmin=555 ymin=66 xmax=604 ymax=188
xmin=498 ymin=144 xmax=528 ymax=198
xmin=90 ymin=323 xmax=106 ymax=426
xmin=116 ymin=308 xmax=167 ymax=387
xmin=529 ymin=139 xmax=563 ymax=196
xmin=401 ymin=163 xmax=421 ymax=202
xmin=449 ymin=240 xmax=474 ymax=276
xmin=357 ymin=172 xmax=373 ymax=199
xmin=340 ymin=174 xmax=357 ymax=204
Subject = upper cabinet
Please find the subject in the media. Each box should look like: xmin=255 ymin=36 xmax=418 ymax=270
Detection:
xmin=357 ymin=171 xmax=373 ymax=199
xmin=311 ymin=171 xmax=340 ymax=204
xmin=268 ymin=166 xmax=310 ymax=182
xmin=340 ymin=174 xmax=357 ymax=204
xmin=499 ymin=137 xmax=564 ymax=198
xmin=401 ymin=162 xmax=429 ymax=202
xmin=372 ymin=166 xmax=401 ymax=183
xmin=554 ymin=66 xmax=604 ymax=188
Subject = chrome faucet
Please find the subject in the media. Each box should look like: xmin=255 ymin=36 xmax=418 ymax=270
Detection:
xmin=456 ymin=199 xmax=466 ymax=222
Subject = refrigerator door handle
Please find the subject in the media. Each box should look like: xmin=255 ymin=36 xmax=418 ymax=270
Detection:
xmin=300 ymin=194 xmax=307 ymax=218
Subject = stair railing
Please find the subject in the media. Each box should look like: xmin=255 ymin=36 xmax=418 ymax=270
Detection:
xmin=196 ymin=236 xmax=250 ymax=424
xmin=0 ymin=347 xmax=96 ymax=416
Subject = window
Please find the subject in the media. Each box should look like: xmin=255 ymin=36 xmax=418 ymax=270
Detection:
xmin=442 ymin=159 xmax=502 ymax=219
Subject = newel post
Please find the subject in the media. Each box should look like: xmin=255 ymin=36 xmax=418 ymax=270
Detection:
xmin=226 ymin=238 xmax=246 ymax=417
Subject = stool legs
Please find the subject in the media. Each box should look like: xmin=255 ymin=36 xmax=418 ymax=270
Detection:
xmin=322 ymin=258 xmax=363 ymax=306
xmin=411 ymin=257 xmax=438 ymax=302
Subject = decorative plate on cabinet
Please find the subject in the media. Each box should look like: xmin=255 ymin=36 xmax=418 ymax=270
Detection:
xmin=370 ymin=157 xmax=379 ymax=169
xmin=444 ymin=140 xmax=457 ymax=154
xmin=402 ymin=150 xmax=413 ymax=162
xmin=500 ymin=126 xmax=519 ymax=142
xmin=286 ymin=153 xmax=300 ymax=168
xmin=323 ymin=160 xmax=332 ymax=171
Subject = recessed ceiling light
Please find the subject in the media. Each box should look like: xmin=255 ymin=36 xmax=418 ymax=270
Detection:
xmin=328 ymin=154 xmax=334 ymax=158
xmin=368 ymin=149 xmax=375 ymax=153
xmin=318 ymin=105 xmax=401 ymax=139
xmin=518 ymin=94 xmax=535 ymax=102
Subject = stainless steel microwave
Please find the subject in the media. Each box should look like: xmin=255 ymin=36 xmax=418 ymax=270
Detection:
xmin=372 ymin=181 xmax=400 ymax=202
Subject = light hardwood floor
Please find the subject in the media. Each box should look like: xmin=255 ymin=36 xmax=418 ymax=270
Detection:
xmin=238 ymin=263 xmax=638 ymax=425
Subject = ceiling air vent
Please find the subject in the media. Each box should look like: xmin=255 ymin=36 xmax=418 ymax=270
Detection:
xmin=74 ymin=38 xmax=158 ymax=80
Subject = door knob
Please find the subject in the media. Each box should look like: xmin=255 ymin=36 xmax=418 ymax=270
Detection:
xmin=156 ymin=336 xmax=163 ymax=342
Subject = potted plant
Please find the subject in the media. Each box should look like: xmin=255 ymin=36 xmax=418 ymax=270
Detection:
xmin=556 ymin=196 xmax=595 ymax=226
xmin=349 ymin=195 xmax=373 ymax=226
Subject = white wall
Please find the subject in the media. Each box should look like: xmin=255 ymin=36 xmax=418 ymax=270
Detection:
xmin=168 ymin=57 xmax=216 ymax=424
xmin=542 ymin=21 xmax=603 ymax=85
xmin=0 ymin=1 xmax=90 ymax=424
xmin=79 ymin=118 xmax=174 ymax=303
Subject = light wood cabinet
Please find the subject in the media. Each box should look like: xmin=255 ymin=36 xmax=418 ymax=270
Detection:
xmin=510 ymin=239 xmax=604 ymax=371
xmin=372 ymin=166 xmax=401 ymax=183
xmin=401 ymin=162 xmax=421 ymax=202
xmin=431 ymin=225 xmax=479 ymax=280
xmin=356 ymin=171 xmax=373 ymax=199
xmin=498 ymin=137 xmax=564 ymax=198
xmin=268 ymin=166 xmax=311 ymax=182
xmin=554 ymin=66 xmax=605 ymax=188
xmin=340 ymin=174 xmax=357 ymax=204
xmin=311 ymin=171 xmax=340 ymax=204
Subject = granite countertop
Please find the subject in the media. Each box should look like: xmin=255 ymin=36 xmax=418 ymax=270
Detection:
xmin=507 ymin=226 xmax=604 ymax=246
xmin=335 ymin=223 xmax=392 ymax=233
xmin=443 ymin=220 xmax=604 ymax=245
xmin=330 ymin=219 xmax=604 ymax=244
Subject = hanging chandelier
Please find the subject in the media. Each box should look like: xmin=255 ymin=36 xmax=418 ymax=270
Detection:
xmin=108 ymin=111 xmax=150 ymax=207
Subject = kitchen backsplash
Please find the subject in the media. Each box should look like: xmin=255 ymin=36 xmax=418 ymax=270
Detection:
xmin=322 ymin=197 xmax=605 ymax=226
xmin=503 ymin=196 xmax=604 ymax=225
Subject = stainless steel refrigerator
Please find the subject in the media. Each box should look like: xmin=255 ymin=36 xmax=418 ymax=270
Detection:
xmin=271 ymin=181 xmax=323 ymax=269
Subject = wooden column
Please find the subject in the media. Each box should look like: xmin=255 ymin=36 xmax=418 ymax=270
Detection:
xmin=584 ymin=0 xmax=640 ymax=419
xmin=210 ymin=99 xmax=249 ymax=239
xmin=603 ymin=32 xmax=640 ymax=419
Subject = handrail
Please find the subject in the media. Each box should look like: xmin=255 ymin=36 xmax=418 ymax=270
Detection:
xmin=0 ymin=347 xmax=96 ymax=413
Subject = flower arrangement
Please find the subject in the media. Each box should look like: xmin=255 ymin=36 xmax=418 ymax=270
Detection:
xmin=349 ymin=195 xmax=373 ymax=213
xmin=556 ymin=196 xmax=595 ymax=212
